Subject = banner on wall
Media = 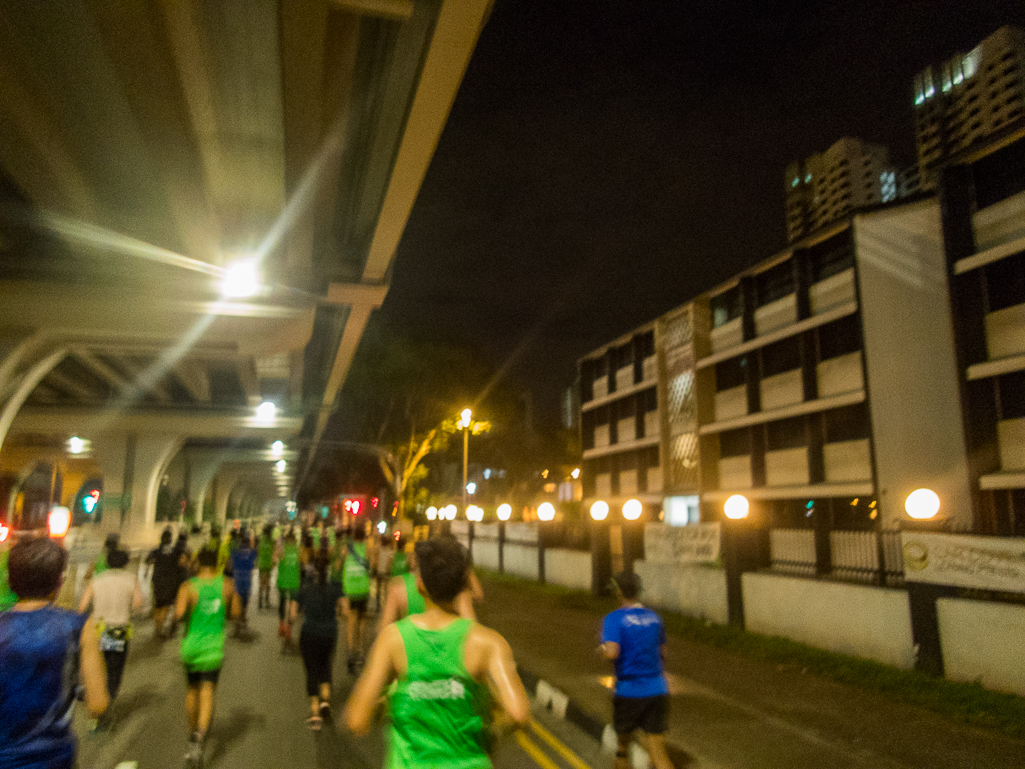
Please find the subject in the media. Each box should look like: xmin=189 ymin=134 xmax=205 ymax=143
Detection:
xmin=901 ymin=532 xmax=1025 ymax=593
xmin=644 ymin=522 xmax=720 ymax=565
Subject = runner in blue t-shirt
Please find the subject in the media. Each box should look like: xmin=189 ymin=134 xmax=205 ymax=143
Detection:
xmin=600 ymin=571 xmax=672 ymax=769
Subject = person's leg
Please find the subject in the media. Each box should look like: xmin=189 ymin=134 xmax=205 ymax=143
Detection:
xmin=615 ymin=733 xmax=632 ymax=769
xmin=105 ymin=644 xmax=128 ymax=699
xmin=154 ymin=606 xmax=168 ymax=636
xmin=636 ymin=732 xmax=673 ymax=769
xmin=299 ymin=634 xmax=319 ymax=711
xmin=185 ymin=683 xmax=200 ymax=734
xmin=197 ymin=681 xmax=217 ymax=738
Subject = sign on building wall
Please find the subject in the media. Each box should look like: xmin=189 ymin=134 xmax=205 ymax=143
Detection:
xmin=644 ymin=522 xmax=720 ymax=565
xmin=902 ymin=532 xmax=1025 ymax=593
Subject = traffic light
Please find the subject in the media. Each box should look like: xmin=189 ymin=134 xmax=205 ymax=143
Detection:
xmin=0 ymin=524 xmax=8 ymax=542
xmin=81 ymin=489 xmax=100 ymax=515
xmin=343 ymin=499 xmax=361 ymax=515
xmin=371 ymin=497 xmax=379 ymax=509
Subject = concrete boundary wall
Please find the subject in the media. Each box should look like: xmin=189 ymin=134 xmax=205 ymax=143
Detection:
xmin=545 ymin=548 xmax=591 ymax=591
xmin=503 ymin=543 xmax=540 ymax=580
xmin=742 ymin=572 xmax=915 ymax=669
xmin=634 ymin=560 xmax=729 ymax=625
xmin=472 ymin=539 xmax=500 ymax=571
xmin=938 ymin=597 xmax=1025 ymax=696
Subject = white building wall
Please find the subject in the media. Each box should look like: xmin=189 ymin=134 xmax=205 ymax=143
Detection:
xmin=810 ymin=269 xmax=856 ymax=314
xmin=985 ymin=304 xmax=1025 ymax=359
xmin=817 ymin=352 xmax=864 ymax=398
xmin=998 ymin=419 xmax=1025 ymax=471
xmin=743 ymin=572 xmax=915 ymax=669
xmin=715 ymin=386 xmax=747 ymax=421
xmin=718 ymin=456 xmax=752 ymax=489
xmin=823 ymin=440 xmax=873 ymax=482
xmin=973 ymin=189 xmax=1025 ymax=251
xmin=755 ymin=295 xmax=798 ymax=336
xmin=854 ymin=202 xmax=973 ymax=530
xmin=760 ymin=369 xmax=803 ymax=411
xmin=765 ymin=448 xmax=809 ymax=486
xmin=634 ymin=560 xmax=729 ymax=624
xmin=544 ymin=549 xmax=591 ymax=591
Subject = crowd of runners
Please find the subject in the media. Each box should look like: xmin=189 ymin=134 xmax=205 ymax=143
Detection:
xmin=0 ymin=518 xmax=674 ymax=769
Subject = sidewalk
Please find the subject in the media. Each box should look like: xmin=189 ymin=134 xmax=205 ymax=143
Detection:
xmin=476 ymin=574 xmax=1025 ymax=769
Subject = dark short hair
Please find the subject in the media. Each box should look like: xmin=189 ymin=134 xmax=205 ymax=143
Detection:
xmin=9 ymin=537 xmax=68 ymax=599
xmin=414 ymin=536 xmax=469 ymax=604
xmin=108 ymin=549 xmax=130 ymax=569
xmin=104 ymin=533 xmax=120 ymax=549
xmin=612 ymin=571 xmax=641 ymax=600
xmin=161 ymin=529 xmax=173 ymax=545
xmin=197 ymin=547 xmax=218 ymax=568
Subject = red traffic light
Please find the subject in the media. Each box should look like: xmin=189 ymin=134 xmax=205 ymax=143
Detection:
xmin=371 ymin=497 xmax=379 ymax=508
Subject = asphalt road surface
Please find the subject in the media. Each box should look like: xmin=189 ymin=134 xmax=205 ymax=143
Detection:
xmin=73 ymin=588 xmax=607 ymax=769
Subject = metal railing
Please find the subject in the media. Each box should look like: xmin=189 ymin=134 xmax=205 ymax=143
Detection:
xmin=770 ymin=527 xmax=905 ymax=586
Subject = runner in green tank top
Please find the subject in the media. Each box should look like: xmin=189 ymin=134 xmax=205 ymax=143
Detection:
xmin=342 ymin=527 xmax=372 ymax=673
xmin=345 ymin=536 xmax=529 ymax=767
xmin=175 ymin=546 xmax=239 ymax=766
xmin=276 ymin=532 xmax=301 ymax=649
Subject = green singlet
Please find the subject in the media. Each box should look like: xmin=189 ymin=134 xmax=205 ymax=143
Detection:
xmin=311 ymin=528 xmax=321 ymax=548
xmin=277 ymin=542 xmax=301 ymax=591
xmin=0 ymin=550 xmax=17 ymax=611
xmin=181 ymin=575 xmax=227 ymax=672
xmin=343 ymin=541 xmax=370 ymax=598
xmin=391 ymin=551 xmax=409 ymax=577
xmin=401 ymin=571 xmax=425 ymax=616
xmin=330 ymin=535 xmax=346 ymax=584
xmin=257 ymin=538 xmax=275 ymax=571
xmin=388 ymin=618 xmax=491 ymax=769
xmin=93 ymin=551 xmax=108 ymax=577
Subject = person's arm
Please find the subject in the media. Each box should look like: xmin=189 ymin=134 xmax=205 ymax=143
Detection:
xmin=601 ymin=615 xmax=620 ymax=659
xmin=78 ymin=583 xmax=95 ymax=615
xmin=174 ymin=581 xmax=193 ymax=623
xmin=224 ymin=578 xmax=240 ymax=620
xmin=79 ymin=617 xmax=109 ymax=717
xmin=484 ymin=632 xmax=530 ymax=726
xmin=131 ymin=579 xmax=145 ymax=615
xmin=344 ymin=624 xmax=400 ymax=735
xmin=377 ymin=577 xmax=405 ymax=634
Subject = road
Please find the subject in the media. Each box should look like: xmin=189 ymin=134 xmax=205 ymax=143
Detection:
xmin=73 ymin=588 xmax=607 ymax=769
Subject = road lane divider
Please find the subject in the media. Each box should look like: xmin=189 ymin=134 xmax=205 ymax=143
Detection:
xmin=529 ymin=719 xmax=593 ymax=769
xmin=515 ymin=731 xmax=562 ymax=769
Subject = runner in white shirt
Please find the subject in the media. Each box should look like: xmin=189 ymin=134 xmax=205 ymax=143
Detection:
xmin=80 ymin=548 xmax=143 ymax=730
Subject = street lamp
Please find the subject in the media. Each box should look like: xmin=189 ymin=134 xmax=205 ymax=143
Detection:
xmin=256 ymin=401 xmax=277 ymax=423
xmin=221 ymin=259 xmax=260 ymax=298
xmin=590 ymin=500 xmax=610 ymax=521
xmin=537 ymin=502 xmax=556 ymax=521
xmin=271 ymin=440 xmax=284 ymax=457
xmin=724 ymin=494 xmax=750 ymax=520
xmin=459 ymin=407 xmax=472 ymax=512
xmin=496 ymin=503 xmax=512 ymax=521
xmin=426 ymin=506 xmax=438 ymax=521
xmin=905 ymin=488 xmax=940 ymax=520
xmin=622 ymin=499 xmax=642 ymax=521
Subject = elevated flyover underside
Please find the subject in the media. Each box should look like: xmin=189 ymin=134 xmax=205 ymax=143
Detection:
xmin=0 ymin=0 xmax=491 ymax=532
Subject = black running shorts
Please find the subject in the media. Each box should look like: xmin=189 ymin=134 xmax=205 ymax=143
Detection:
xmin=185 ymin=667 xmax=221 ymax=685
xmin=613 ymin=694 xmax=669 ymax=735
xmin=348 ymin=596 xmax=369 ymax=614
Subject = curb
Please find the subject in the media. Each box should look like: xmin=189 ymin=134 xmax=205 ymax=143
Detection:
xmin=519 ymin=668 xmax=665 ymax=769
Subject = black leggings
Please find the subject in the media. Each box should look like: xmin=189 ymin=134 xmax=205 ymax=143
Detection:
xmin=299 ymin=633 xmax=336 ymax=696
xmin=104 ymin=644 xmax=129 ymax=699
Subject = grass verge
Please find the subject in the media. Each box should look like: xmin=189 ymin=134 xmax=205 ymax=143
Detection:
xmin=476 ymin=568 xmax=1025 ymax=740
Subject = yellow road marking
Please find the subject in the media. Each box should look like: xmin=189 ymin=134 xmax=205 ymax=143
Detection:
xmin=529 ymin=718 xmax=594 ymax=769
xmin=515 ymin=731 xmax=561 ymax=769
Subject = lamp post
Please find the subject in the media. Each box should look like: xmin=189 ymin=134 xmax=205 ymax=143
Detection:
xmin=459 ymin=407 xmax=472 ymax=513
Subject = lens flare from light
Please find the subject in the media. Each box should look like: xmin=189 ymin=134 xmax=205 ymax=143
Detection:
xmin=221 ymin=259 xmax=260 ymax=298
xmin=271 ymin=440 xmax=284 ymax=456
xmin=256 ymin=401 xmax=277 ymax=423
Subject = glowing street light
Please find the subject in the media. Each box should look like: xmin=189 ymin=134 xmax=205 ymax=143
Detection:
xmin=724 ymin=494 xmax=750 ymax=520
xmin=537 ymin=502 xmax=556 ymax=521
xmin=459 ymin=407 xmax=473 ymax=512
xmin=221 ymin=259 xmax=260 ymax=298
xmin=622 ymin=499 xmax=643 ymax=521
xmin=271 ymin=440 xmax=284 ymax=457
xmin=275 ymin=460 xmax=286 ymax=474
xmin=571 ymin=468 xmax=581 ymax=479
xmin=905 ymin=488 xmax=940 ymax=520
xmin=459 ymin=408 xmax=472 ymax=428
xmin=589 ymin=500 xmax=609 ymax=521
xmin=445 ymin=504 xmax=457 ymax=521
xmin=426 ymin=506 xmax=438 ymax=521
xmin=377 ymin=521 xmax=388 ymax=534
xmin=256 ymin=401 xmax=277 ymax=423
xmin=48 ymin=506 xmax=71 ymax=538
xmin=467 ymin=505 xmax=484 ymax=522
xmin=496 ymin=503 xmax=512 ymax=521
xmin=466 ymin=482 xmax=477 ymax=495
xmin=67 ymin=436 xmax=87 ymax=455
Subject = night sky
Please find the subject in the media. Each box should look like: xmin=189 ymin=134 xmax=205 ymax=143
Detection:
xmin=380 ymin=0 xmax=1025 ymax=424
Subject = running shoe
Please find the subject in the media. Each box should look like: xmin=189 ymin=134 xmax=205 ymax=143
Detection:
xmin=306 ymin=715 xmax=323 ymax=731
xmin=184 ymin=735 xmax=203 ymax=767
xmin=319 ymin=701 xmax=332 ymax=719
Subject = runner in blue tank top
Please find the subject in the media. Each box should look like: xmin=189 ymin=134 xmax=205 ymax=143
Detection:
xmin=0 ymin=537 xmax=108 ymax=769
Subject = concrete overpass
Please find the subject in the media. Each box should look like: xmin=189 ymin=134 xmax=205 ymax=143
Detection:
xmin=0 ymin=0 xmax=491 ymax=538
